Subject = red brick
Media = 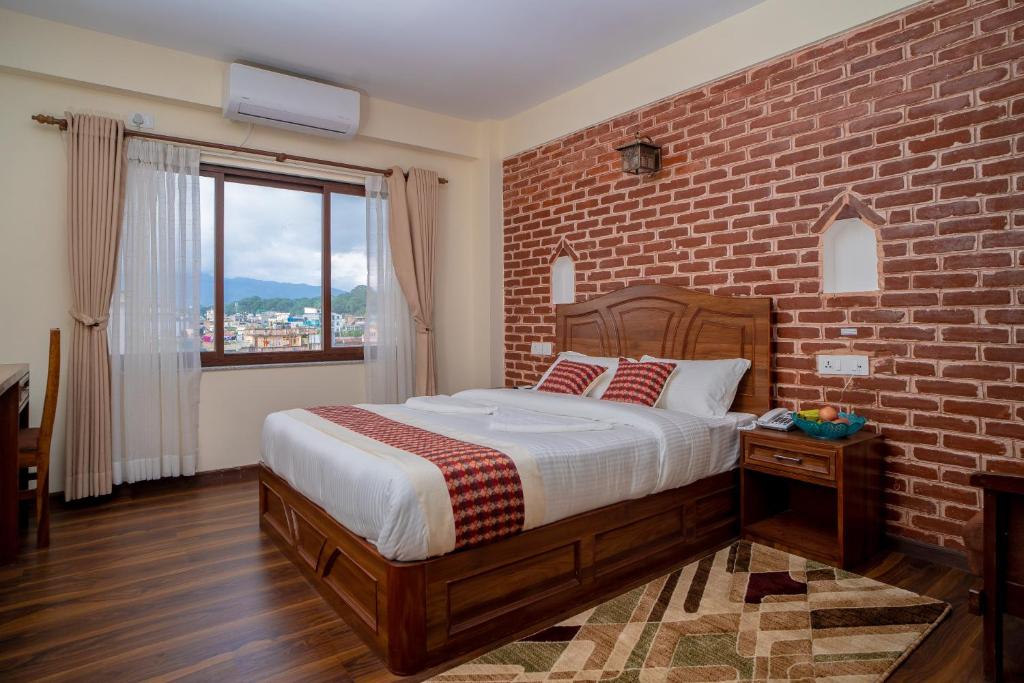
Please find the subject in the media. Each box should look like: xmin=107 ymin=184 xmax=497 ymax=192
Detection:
xmin=978 ymin=77 xmax=1024 ymax=102
xmin=914 ymin=414 xmax=979 ymax=435
xmin=908 ymin=94 xmax=972 ymax=120
xmin=987 ymin=384 xmax=1024 ymax=402
xmin=942 ymin=139 xmax=1012 ymax=164
xmin=913 ymin=272 xmax=977 ymax=289
xmin=916 ymin=201 xmax=979 ymax=220
xmin=914 ymin=379 xmax=979 ymax=397
xmin=943 ymin=434 xmax=1008 ymax=456
xmin=504 ymin=2 xmax=1021 ymax=552
xmin=910 ymin=167 xmax=973 ymax=186
xmin=911 ymin=235 xmax=975 ymax=254
xmin=909 ymin=56 xmax=974 ymax=87
xmin=979 ymin=5 xmax=1024 ymax=32
xmin=983 ymin=347 xmax=1024 ymax=363
xmin=911 ymin=482 xmax=977 ymax=507
xmin=894 ymin=361 xmax=937 ymax=377
xmin=939 ymin=178 xmax=1008 ymax=199
xmin=940 ymin=33 xmax=1009 ymax=63
xmin=943 ymin=399 xmax=1011 ymax=420
xmin=937 ymin=215 xmax=1007 ymax=234
xmin=939 ymin=105 xmax=1006 ymax=131
xmin=942 ymin=363 xmax=1011 ymax=381
xmin=878 ymin=120 xmax=937 ymax=144
xmin=985 ymin=421 xmax=1024 ymax=441
xmin=939 ymin=67 xmax=1010 ymax=97
xmin=907 ymin=130 xmax=972 ymax=154
xmin=985 ymin=309 xmax=1024 ymax=324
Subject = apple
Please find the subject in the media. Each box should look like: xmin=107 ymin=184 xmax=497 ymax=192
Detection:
xmin=819 ymin=405 xmax=838 ymax=422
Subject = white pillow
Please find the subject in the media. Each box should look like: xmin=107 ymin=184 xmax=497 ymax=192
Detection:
xmin=534 ymin=351 xmax=622 ymax=398
xmin=641 ymin=355 xmax=751 ymax=418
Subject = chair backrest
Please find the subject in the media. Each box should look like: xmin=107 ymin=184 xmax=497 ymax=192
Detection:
xmin=37 ymin=328 xmax=61 ymax=456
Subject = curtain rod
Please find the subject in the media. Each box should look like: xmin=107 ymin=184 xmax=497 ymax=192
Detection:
xmin=31 ymin=114 xmax=449 ymax=184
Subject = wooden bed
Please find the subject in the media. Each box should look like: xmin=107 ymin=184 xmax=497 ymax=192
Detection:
xmin=258 ymin=284 xmax=771 ymax=675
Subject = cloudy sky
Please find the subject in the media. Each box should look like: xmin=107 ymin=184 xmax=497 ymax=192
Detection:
xmin=200 ymin=177 xmax=366 ymax=292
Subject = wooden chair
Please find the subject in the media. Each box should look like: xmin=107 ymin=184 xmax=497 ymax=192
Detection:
xmin=965 ymin=471 xmax=1024 ymax=682
xmin=18 ymin=328 xmax=60 ymax=548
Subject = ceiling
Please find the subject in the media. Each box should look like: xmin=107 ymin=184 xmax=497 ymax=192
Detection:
xmin=1 ymin=0 xmax=764 ymax=120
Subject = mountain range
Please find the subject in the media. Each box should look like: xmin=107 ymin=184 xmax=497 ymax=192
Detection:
xmin=199 ymin=272 xmax=347 ymax=307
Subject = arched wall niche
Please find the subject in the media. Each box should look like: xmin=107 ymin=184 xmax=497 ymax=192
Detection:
xmin=811 ymin=193 xmax=885 ymax=295
xmin=550 ymin=238 xmax=579 ymax=305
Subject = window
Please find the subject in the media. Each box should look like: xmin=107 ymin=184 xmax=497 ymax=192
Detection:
xmin=199 ymin=166 xmax=366 ymax=366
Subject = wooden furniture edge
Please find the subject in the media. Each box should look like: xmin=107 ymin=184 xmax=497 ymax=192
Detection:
xmin=258 ymin=463 xmax=739 ymax=674
xmin=970 ymin=471 xmax=1024 ymax=496
xmin=739 ymin=429 xmax=884 ymax=570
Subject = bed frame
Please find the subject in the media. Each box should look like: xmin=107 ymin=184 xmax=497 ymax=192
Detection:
xmin=258 ymin=284 xmax=771 ymax=674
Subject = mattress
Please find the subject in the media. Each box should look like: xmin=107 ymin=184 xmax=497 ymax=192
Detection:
xmin=260 ymin=388 xmax=753 ymax=561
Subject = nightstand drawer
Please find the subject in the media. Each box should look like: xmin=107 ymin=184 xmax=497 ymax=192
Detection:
xmin=744 ymin=442 xmax=834 ymax=481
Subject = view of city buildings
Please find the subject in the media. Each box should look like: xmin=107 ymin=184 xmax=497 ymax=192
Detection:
xmin=196 ymin=175 xmax=369 ymax=356
xmin=200 ymin=300 xmax=366 ymax=353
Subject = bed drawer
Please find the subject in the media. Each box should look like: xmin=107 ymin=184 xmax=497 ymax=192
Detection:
xmin=743 ymin=441 xmax=835 ymax=482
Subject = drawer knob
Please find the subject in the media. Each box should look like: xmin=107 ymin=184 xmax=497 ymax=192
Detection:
xmin=773 ymin=454 xmax=803 ymax=464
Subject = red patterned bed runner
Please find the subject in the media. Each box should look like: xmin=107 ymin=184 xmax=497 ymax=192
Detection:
xmin=308 ymin=405 xmax=525 ymax=549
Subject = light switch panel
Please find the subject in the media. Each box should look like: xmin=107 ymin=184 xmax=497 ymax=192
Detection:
xmin=530 ymin=341 xmax=553 ymax=356
xmin=816 ymin=354 xmax=869 ymax=376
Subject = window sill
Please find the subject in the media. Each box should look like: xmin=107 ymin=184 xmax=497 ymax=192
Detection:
xmin=201 ymin=359 xmax=363 ymax=372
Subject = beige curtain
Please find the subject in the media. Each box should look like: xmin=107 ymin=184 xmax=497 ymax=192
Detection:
xmin=64 ymin=114 xmax=125 ymax=500
xmin=387 ymin=167 xmax=439 ymax=396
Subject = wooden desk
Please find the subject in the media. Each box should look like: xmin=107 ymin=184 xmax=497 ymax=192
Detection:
xmin=0 ymin=364 xmax=29 ymax=564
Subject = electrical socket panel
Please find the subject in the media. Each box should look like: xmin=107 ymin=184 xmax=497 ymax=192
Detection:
xmin=530 ymin=341 xmax=553 ymax=356
xmin=816 ymin=354 xmax=869 ymax=376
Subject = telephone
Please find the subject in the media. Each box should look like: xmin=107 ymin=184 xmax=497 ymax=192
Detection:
xmin=756 ymin=407 xmax=795 ymax=431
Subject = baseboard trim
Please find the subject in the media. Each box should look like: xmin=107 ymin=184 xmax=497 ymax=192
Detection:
xmin=50 ymin=464 xmax=258 ymax=508
xmin=885 ymin=533 xmax=969 ymax=572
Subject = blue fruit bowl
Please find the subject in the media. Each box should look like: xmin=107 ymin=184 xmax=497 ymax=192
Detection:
xmin=790 ymin=411 xmax=867 ymax=440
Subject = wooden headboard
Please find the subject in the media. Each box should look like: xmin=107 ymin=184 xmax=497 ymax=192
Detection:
xmin=555 ymin=284 xmax=772 ymax=415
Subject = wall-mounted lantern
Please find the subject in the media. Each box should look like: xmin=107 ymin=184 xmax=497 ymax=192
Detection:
xmin=615 ymin=132 xmax=661 ymax=175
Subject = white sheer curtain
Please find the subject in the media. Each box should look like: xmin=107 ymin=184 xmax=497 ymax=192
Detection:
xmin=109 ymin=138 xmax=202 ymax=483
xmin=363 ymin=176 xmax=414 ymax=403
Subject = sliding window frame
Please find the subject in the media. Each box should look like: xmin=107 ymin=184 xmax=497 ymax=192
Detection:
xmin=200 ymin=165 xmax=366 ymax=367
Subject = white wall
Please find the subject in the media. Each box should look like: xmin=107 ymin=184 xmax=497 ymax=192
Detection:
xmin=0 ymin=9 xmax=480 ymax=159
xmin=498 ymin=0 xmax=919 ymax=157
xmin=0 ymin=43 xmax=497 ymax=492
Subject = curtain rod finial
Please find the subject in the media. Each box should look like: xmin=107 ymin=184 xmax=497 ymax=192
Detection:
xmin=32 ymin=114 xmax=68 ymax=130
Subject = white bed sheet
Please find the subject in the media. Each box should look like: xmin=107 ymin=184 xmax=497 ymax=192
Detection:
xmin=260 ymin=388 xmax=753 ymax=561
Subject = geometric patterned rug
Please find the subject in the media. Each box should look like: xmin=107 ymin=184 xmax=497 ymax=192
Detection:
xmin=429 ymin=541 xmax=949 ymax=682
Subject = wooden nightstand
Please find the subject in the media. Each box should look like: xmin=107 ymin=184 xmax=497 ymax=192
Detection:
xmin=740 ymin=427 xmax=884 ymax=570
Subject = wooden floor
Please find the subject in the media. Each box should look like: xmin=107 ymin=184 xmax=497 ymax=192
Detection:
xmin=0 ymin=477 xmax=1021 ymax=682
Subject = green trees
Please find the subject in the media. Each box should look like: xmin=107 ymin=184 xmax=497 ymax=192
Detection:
xmin=210 ymin=285 xmax=368 ymax=317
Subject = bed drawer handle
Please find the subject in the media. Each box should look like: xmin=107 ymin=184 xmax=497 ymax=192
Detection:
xmin=773 ymin=454 xmax=803 ymax=464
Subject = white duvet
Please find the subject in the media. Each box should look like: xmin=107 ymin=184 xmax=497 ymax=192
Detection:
xmin=260 ymin=389 xmax=752 ymax=561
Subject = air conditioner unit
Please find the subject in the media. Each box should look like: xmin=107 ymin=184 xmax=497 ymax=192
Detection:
xmin=223 ymin=63 xmax=360 ymax=139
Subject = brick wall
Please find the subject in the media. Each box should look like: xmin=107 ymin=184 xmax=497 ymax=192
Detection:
xmin=502 ymin=0 xmax=1024 ymax=552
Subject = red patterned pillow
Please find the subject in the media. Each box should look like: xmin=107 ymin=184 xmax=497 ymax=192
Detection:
xmin=535 ymin=359 xmax=608 ymax=396
xmin=601 ymin=358 xmax=677 ymax=407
